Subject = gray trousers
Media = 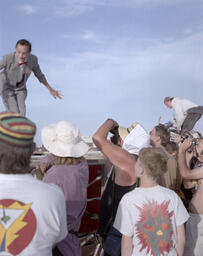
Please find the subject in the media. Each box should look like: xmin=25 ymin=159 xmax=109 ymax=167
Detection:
xmin=2 ymin=87 xmax=27 ymax=116
xmin=181 ymin=106 xmax=203 ymax=135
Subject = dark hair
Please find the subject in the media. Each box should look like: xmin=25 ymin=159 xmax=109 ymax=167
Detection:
xmin=190 ymin=156 xmax=198 ymax=169
xmin=110 ymin=126 xmax=121 ymax=146
xmin=164 ymin=97 xmax=174 ymax=103
xmin=131 ymin=154 xmax=139 ymax=160
xmin=16 ymin=39 xmax=32 ymax=52
xmin=0 ymin=141 xmax=33 ymax=174
xmin=110 ymin=134 xmax=121 ymax=145
xmin=155 ymin=125 xmax=170 ymax=147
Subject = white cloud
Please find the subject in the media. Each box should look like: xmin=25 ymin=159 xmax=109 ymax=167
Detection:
xmin=52 ymin=0 xmax=93 ymax=17
xmin=60 ymin=30 xmax=110 ymax=44
xmin=117 ymin=0 xmax=202 ymax=6
xmin=127 ymin=0 xmax=184 ymax=4
xmin=50 ymin=0 xmax=202 ymax=17
xmin=16 ymin=0 xmax=202 ymax=18
xmin=39 ymin=31 xmax=203 ymax=97
xmin=25 ymin=31 xmax=203 ymax=145
xmin=81 ymin=31 xmax=96 ymax=41
xmin=17 ymin=4 xmax=38 ymax=15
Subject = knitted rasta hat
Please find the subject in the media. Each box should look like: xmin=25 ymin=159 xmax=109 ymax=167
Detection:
xmin=0 ymin=112 xmax=36 ymax=147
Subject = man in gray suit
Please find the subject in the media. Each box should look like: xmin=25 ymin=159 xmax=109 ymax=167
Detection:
xmin=0 ymin=39 xmax=62 ymax=115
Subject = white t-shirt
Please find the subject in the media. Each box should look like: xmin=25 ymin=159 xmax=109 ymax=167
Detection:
xmin=0 ymin=174 xmax=67 ymax=256
xmin=172 ymin=97 xmax=197 ymax=130
xmin=114 ymin=185 xmax=189 ymax=256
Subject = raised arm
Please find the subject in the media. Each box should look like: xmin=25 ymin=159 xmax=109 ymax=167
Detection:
xmin=178 ymin=139 xmax=203 ymax=180
xmin=93 ymin=119 xmax=136 ymax=178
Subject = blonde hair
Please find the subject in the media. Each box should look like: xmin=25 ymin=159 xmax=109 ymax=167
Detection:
xmin=53 ymin=156 xmax=83 ymax=166
xmin=139 ymin=147 xmax=168 ymax=179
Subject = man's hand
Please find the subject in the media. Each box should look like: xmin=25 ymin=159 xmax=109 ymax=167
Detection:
xmin=158 ymin=116 xmax=162 ymax=123
xmin=174 ymin=134 xmax=182 ymax=144
xmin=179 ymin=138 xmax=192 ymax=152
xmin=39 ymin=162 xmax=48 ymax=174
xmin=49 ymin=88 xmax=63 ymax=99
xmin=107 ymin=118 xmax=119 ymax=132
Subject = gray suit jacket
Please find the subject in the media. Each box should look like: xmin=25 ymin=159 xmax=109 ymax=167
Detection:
xmin=0 ymin=52 xmax=47 ymax=91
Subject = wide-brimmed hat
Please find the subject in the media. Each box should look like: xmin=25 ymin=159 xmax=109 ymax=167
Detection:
xmin=121 ymin=122 xmax=150 ymax=155
xmin=41 ymin=121 xmax=89 ymax=157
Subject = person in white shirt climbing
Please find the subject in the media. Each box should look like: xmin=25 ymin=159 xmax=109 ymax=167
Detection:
xmin=164 ymin=96 xmax=203 ymax=135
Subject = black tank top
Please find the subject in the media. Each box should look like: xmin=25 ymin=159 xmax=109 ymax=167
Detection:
xmin=98 ymin=169 xmax=137 ymax=238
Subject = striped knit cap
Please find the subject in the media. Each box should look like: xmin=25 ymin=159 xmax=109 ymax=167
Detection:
xmin=0 ymin=112 xmax=36 ymax=147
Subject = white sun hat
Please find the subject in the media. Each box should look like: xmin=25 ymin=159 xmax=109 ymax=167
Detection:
xmin=41 ymin=121 xmax=89 ymax=157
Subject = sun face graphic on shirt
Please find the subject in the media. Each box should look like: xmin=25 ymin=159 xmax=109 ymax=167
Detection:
xmin=0 ymin=199 xmax=37 ymax=255
xmin=135 ymin=200 xmax=174 ymax=256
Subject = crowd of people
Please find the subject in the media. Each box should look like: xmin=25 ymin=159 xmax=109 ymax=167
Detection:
xmin=0 ymin=95 xmax=202 ymax=256
xmin=0 ymin=39 xmax=203 ymax=256
xmin=93 ymin=110 xmax=203 ymax=256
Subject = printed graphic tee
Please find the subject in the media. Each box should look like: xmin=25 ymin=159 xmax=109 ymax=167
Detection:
xmin=114 ymin=185 xmax=189 ymax=256
xmin=0 ymin=174 xmax=67 ymax=256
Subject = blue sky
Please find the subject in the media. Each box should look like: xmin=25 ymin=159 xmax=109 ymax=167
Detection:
xmin=1 ymin=0 xmax=203 ymax=145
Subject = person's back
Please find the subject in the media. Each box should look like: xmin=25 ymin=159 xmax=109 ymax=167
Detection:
xmin=0 ymin=112 xmax=67 ymax=256
xmin=43 ymin=157 xmax=89 ymax=232
xmin=172 ymin=97 xmax=197 ymax=112
xmin=114 ymin=185 xmax=188 ymax=256
xmin=41 ymin=121 xmax=90 ymax=256
xmin=114 ymin=147 xmax=189 ymax=256
xmin=0 ymin=174 xmax=67 ymax=256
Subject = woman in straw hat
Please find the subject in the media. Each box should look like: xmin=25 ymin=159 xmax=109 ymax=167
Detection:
xmin=41 ymin=121 xmax=89 ymax=256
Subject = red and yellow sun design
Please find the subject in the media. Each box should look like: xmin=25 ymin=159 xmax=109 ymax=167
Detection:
xmin=135 ymin=200 xmax=174 ymax=256
xmin=0 ymin=199 xmax=37 ymax=255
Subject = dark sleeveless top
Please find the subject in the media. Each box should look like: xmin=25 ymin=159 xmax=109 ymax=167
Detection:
xmin=98 ymin=169 xmax=137 ymax=238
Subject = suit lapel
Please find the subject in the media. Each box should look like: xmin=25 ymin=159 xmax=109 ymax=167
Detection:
xmin=12 ymin=53 xmax=20 ymax=83
xmin=24 ymin=55 xmax=32 ymax=75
